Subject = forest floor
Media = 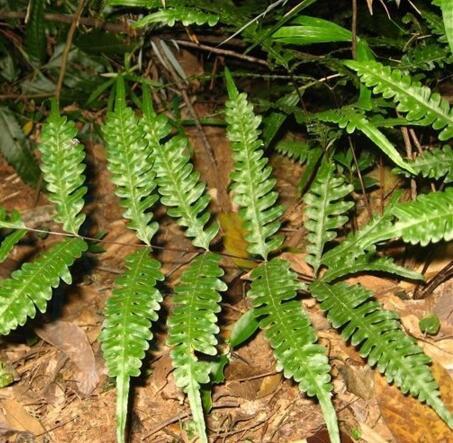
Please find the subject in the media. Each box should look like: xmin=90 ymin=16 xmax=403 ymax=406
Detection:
xmin=0 ymin=50 xmax=452 ymax=443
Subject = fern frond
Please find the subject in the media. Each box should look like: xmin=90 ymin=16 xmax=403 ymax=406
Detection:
xmin=322 ymin=254 xmax=423 ymax=283
xmin=0 ymin=209 xmax=26 ymax=263
xmin=225 ymin=69 xmax=284 ymax=260
xmin=101 ymin=249 xmax=164 ymax=443
xmin=400 ymin=43 xmax=452 ymax=71
xmin=275 ymin=139 xmax=312 ymax=163
xmin=303 ymin=159 xmax=354 ymax=274
xmin=398 ymin=145 xmax=453 ymax=182
xmin=134 ymin=7 xmax=219 ymax=28
xmin=316 ymin=107 xmax=415 ymax=172
xmin=102 ymin=78 xmax=159 ymax=245
xmin=141 ymin=92 xmax=218 ymax=250
xmin=39 ymin=102 xmax=87 ymax=235
xmin=25 ymin=0 xmax=46 ymax=63
xmin=345 ymin=60 xmax=453 ymax=140
xmin=167 ymin=252 xmax=226 ymax=443
xmin=0 ymin=238 xmax=87 ymax=335
xmin=248 ymin=259 xmax=339 ymax=443
xmin=311 ymin=281 xmax=453 ymax=427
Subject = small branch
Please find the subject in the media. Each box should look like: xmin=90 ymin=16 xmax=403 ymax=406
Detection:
xmin=351 ymin=0 xmax=358 ymax=58
xmin=415 ymin=260 xmax=453 ymax=300
xmin=349 ymin=137 xmax=372 ymax=219
xmin=173 ymin=39 xmax=269 ymax=67
xmin=54 ymin=0 xmax=85 ymax=102
xmin=400 ymin=126 xmax=416 ymax=200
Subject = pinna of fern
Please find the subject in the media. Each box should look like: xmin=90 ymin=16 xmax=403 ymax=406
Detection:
xmin=225 ymin=68 xmax=340 ymax=443
xmin=140 ymin=88 xmax=225 ymax=442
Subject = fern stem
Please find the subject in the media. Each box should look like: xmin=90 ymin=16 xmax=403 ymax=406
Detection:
xmin=186 ymin=373 xmax=208 ymax=443
xmin=116 ymin=373 xmax=130 ymax=443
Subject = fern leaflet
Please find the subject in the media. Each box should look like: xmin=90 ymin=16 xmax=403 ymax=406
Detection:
xmin=39 ymin=101 xmax=87 ymax=235
xmin=311 ymin=281 xmax=453 ymax=427
xmin=25 ymin=0 xmax=46 ymax=63
xmin=0 ymin=238 xmax=87 ymax=335
xmin=101 ymin=249 xmax=164 ymax=443
xmin=303 ymin=159 xmax=353 ymax=274
xmin=167 ymin=252 xmax=226 ymax=443
xmin=345 ymin=60 xmax=453 ymax=140
xmin=225 ymin=68 xmax=284 ymax=260
xmin=141 ymin=90 xmax=218 ymax=250
xmin=248 ymin=259 xmax=339 ymax=443
xmin=0 ymin=209 xmax=26 ymax=263
xmin=102 ymin=78 xmax=159 ymax=245
xmin=134 ymin=7 xmax=219 ymax=28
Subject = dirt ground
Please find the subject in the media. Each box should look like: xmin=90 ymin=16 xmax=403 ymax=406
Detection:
xmin=0 ymin=67 xmax=452 ymax=442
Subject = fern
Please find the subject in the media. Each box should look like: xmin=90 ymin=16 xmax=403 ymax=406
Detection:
xmin=322 ymin=254 xmax=423 ymax=283
xmin=316 ymin=107 xmax=415 ymax=172
xmin=134 ymin=7 xmax=219 ymax=28
xmin=400 ymin=43 xmax=452 ymax=71
xmin=141 ymin=90 xmax=218 ymax=250
xmin=274 ymin=139 xmax=312 ymax=163
xmin=102 ymin=78 xmax=159 ymax=245
xmin=0 ymin=238 xmax=87 ymax=335
xmin=311 ymin=281 xmax=453 ymax=427
xmin=303 ymin=159 xmax=354 ymax=274
xmin=25 ymin=0 xmax=46 ymax=63
xmin=0 ymin=209 xmax=26 ymax=263
xmin=225 ymin=68 xmax=284 ymax=260
xmin=398 ymin=145 xmax=453 ymax=182
xmin=167 ymin=252 xmax=226 ymax=443
xmin=249 ymin=259 xmax=339 ymax=443
xmin=38 ymin=101 xmax=87 ymax=235
xmin=101 ymin=249 xmax=164 ymax=443
xmin=345 ymin=60 xmax=453 ymax=140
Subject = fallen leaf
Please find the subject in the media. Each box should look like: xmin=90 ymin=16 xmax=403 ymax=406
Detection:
xmin=339 ymin=364 xmax=375 ymax=400
xmin=375 ymin=361 xmax=453 ymax=443
xmin=279 ymin=252 xmax=313 ymax=277
xmin=0 ymin=398 xmax=45 ymax=435
xmin=218 ymin=212 xmax=255 ymax=268
xmin=35 ymin=320 xmax=99 ymax=395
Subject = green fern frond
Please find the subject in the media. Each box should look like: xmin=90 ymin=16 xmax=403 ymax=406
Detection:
xmin=345 ymin=60 xmax=453 ymax=140
xmin=400 ymin=43 xmax=452 ymax=71
xmin=0 ymin=238 xmax=87 ymax=335
xmin=398 ymin=145 xmax=453 ymax=182
xmin=134 ymin=7 xmax=219 ymax=27
xmin=316 ymin=107 xmax=415 ymax=172
xmin=248 ymin=258 xmax=339 ymax=443
xmin=275 ymin=139 xmax=312 ymax=163
xmin=141 ymin=93 xmax=218 ymax=250
xmin=101 ymin=249 xmax=164 ymax=443
xmin=311 ymin=281 xmax=453 ymax=427
xmin=39 ymin=102 xmax=87 ymax=235
xmin=167 ymin=252 xmax=227 ymax=443
xmin=25 ymin=0 xmax=46 ymax=63
xmin=102 ymin=78 xmax=159 ymax=245
xmin=225 ymin=69 xmax=284 ymax=260
xmin=303 ymin=159 xmax=354 ymax=274
xmin=322 ymin=254 xmax=423 ymax=283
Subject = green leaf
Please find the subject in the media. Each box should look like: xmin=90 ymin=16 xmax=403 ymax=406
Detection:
xmin=0 ymin=209 xmax=26 ymax=264
xmin=134 ymin=7 xmax=219 ymax=27
xmin=345 ymin=60 xmax=453 ymax=141
xmin=274 ymin=139 xmax=312 ymax=163
xmin=272 ymin=15 xmax=351 ymax=46
xmin=225 ymin=72 xmax=284 ymax=260
xmin=311 ymin=281 xmax=453 ymax=428
xmin=25 ymin=0 xmax=46 ymax=63
xmin=167 ymin=252 xmax=227 ymax=443
xmin=439 ymin=0 xmax=453 ymax=55
xmin=249 ymin=259 xmax=339 ymax=443
xmin=228 ymin=308 xmax=259 ymax=348
xmin=39 ymin=102 xmax=87 ymax=235
xmin=0 ymin=107 xmax=40 ymax=186
xmin=419 ymin=314 xmax=441 ymax=335
xmin=102 ymin=78 xmax=160 ymax=245
xmin=0 ymin=238 xmax=87 ymax=336
xmin=303 ymin=159 xmax=354 ymax=274
xmin=101 ymin=249 xmax=164 ymax=443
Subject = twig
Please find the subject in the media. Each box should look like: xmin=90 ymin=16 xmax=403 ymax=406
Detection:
xmin=173 ymin=39 xmax=269 ymax=67
xmin=415 ymin=259 xmax=453 ymax=300
xmin=351 ymin=0 xmax=358 ymax=58
xmin=400 ymin=127 xmax=416 ymax=200
xmin=349 ymin=137 xmax=372 ymax=219
xmin=55 ymin=0 xmax=85 ymax=102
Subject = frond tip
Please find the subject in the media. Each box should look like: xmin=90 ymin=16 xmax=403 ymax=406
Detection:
xmin=39 ymin=103 xmax=87 ymax=234
xmin=167 ymin=252 xmax=226 ymax=443
xmin=101 ymin=249 xmax=164 ymax=443
xmin=311 ymin=281 xmax=453 ymax=427
xmin=225 ymin=68 xmax=284 ymax=260
xmin=0 ymin=238 xmax=87 ymax=335
xmin=248 ymin=258 xmax=339 ymax=443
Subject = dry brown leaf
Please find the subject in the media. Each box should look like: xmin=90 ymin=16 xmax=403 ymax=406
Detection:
xmin=256 ymin=373 xmax=282 ymax=399
xmin=339 ymin=364 xmax=375 ymax=400
xmin=35 ymin=320 xmax=99 ymax=395
xmin=375 ymin=361 xmax=453 ymax=443
xmin=279 ymin=252 xmax=313 ymax=277
xmin=0 ymin=398 xmax=45 ymax=435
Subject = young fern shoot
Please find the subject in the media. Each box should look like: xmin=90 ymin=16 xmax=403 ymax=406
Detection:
xmin=224 ymin=68 xmax=340 ymax=443
xmin=141 ymin=89 xmax=225 ymax=442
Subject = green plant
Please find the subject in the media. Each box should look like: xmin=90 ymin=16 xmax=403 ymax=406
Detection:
xmin=0 ymin=1 xmax=452 ymax=442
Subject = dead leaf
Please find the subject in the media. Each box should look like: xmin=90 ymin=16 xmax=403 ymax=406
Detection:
xmin=375 ymin=361 xmax=453 ymax=443
xmin=0 ymin=398 xmax=45 ymax=435
xmin=279 ymin=252 xmax=313 ymax=277
xmin=256 ymin=373 xmax=282 ymax=398
xmin=218 ymin=212 xmax=255 ymax=268
xmin=339 ymin=364 xmax=375 ymax=400
xmin=35 ymin=320 xmax=99 ymax=395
